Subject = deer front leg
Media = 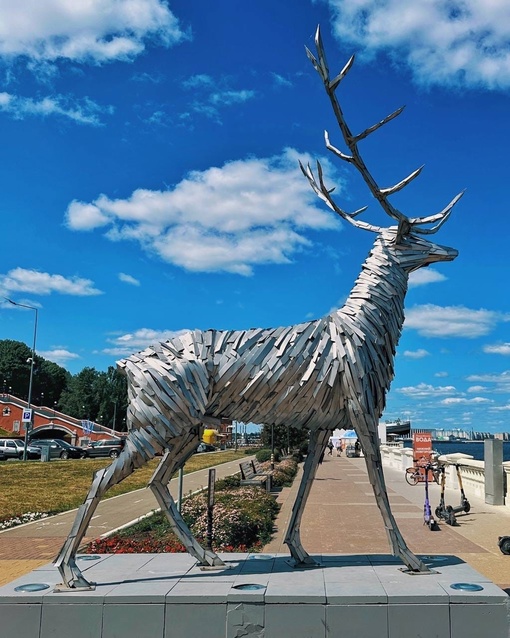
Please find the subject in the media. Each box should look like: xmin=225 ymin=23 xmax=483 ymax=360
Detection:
xmin=54 ymin=445 xmax=141 ymax=590
xmin=149 ymin=432 xmax=225 ymax=569
xmin=355 ymin=417 xmax=429 ymax=573
xmin=284 ymin=428 xmax=332 ymax=566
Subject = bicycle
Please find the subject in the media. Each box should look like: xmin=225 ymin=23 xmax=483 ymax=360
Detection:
xmin=405 ymin=463 xmax=441 ymax=486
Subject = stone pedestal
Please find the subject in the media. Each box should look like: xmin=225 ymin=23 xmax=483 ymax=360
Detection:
xmin=1 ymin=553 xmax=508 ymax=638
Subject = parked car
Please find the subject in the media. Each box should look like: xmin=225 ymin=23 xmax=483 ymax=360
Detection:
xmin=195 ymin=442 xmax=217 ymax=453
xmin=85 ymin=438 xmax=125 ymax=459
xmin=30 ymin=439 xmax=87 ymax=460
xmin=0 ymin=438 xmax=42 ymax=460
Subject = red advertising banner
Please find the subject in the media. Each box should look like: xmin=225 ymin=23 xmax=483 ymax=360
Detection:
xmin=413 ymin=432 xmax=432 ymax=464
xmin=412 ymin=433 xmax=433 ymax=481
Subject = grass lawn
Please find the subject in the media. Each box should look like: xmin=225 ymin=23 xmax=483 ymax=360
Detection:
xmin=0 ymin=450 xmax=247 ymax=522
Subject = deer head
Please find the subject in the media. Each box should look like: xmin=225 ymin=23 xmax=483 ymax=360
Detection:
xmin=301 ymin=26 xmax=462 ymax=274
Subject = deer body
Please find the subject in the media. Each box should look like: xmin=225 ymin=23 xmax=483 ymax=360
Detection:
xmin=55 ymin=29 xmax=461 ymax=590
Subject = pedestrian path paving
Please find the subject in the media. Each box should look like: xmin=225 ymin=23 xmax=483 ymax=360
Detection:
xmin=264 ymin=454 xmax=510 ymax=592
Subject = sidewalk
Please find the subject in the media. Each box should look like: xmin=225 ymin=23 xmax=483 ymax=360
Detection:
xmin=264 ymin=454 xmax=510 ymax=592
xmin=0 ymin=456 xmax=247 ymax=586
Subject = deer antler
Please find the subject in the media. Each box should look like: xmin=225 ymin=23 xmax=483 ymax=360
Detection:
xmin=305 ymin=25 xmax=463 ymax=234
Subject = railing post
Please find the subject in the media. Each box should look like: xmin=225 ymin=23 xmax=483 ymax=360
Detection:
xmin=485 ymin=439 xmax=504 ymax=505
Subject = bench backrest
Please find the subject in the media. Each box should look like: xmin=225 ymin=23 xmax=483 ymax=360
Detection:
xmin=252 ymin=459 xmax=264 ymax=474
xmin=239 ymin=460 xmax=256 ymax=480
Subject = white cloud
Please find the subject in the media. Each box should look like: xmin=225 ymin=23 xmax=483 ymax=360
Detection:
xmin=271 ymin=73 xmax=293 ymax=88
xmin=181 ymin=73 xmax=256 ymax=123
xmin=0 ymin=92 xmax=112 ymax=125
xmin=440 ymin=396 xmax=493 ymax=405
xmin=189 ymin=90 xmax=255 ymax=122
xmin=402 ymin=348 xmax=429 ymax=359
xmin=483 ymin=343 xmax=510 ymax=355
xmin=39 ymin=349 xmax=80 ymax=365
xmin=435 ymin=371 xmax=448 ymax=377
xmin=104 ymin=327 xmax=191 ymax=357
xmin=0 ymin=0 xmax=186 ymax=66
xmin=398 ymin=382 xmax=456 ymax=398
xmin=182 ymin=74 xmax=215 ymax=89
xmin=408 ymin=268 xmax=446 ymax=288
xmin=0 ymin=267 xmax=102 ymax=296
xmin=326 ymin=0 xmax=510 ymax=89
xmin=209 ymin=90 xmax=255 ymax=106
xmin=404 ymin=304 xmax=510 ymax=338
xmin=466 ymin=371 xmax=510 ymax=393
xmin=65 ymin=148 xmax=341 ymax=275
xmin=467 ymin=385 xmax=488 ymax=393
xmin=118 ymin=273 xmax=140 ymax=286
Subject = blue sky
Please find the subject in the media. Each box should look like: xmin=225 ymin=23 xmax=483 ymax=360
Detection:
xmin=0 ymin=0 xmax=509 ymax=434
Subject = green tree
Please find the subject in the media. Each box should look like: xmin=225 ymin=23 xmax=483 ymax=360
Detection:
xmin=0 ymin=340 xmax=33 ymax=399
xmin=58 ymin=365 xmax=128 ymax=431
xmin=96 ymin=366 xmax=128 ymax=432
xmin=0 ymin=339 xmax=70 ymax=405
xmin=58 ymin=367 xmax=102 ymax=420
xmin=260 ymin=424 xmax=309 ymax=452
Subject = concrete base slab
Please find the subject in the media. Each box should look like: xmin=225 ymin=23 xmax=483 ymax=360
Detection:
xmin=0 ymin=553 xmax=508 ymax=638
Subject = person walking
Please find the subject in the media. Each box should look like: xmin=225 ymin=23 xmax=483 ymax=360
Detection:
xmin=336 ymin=441 xmax=343 ymax=457
xmin=327 ymin=441 xmax=334 ymax=455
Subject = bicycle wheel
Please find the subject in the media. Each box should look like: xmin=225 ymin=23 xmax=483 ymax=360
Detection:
xmin=405 ymin=468 xmax=419 ymax=486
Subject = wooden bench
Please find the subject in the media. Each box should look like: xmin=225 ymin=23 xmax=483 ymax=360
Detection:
xmin=252 ymin=458 xmax=274 ymax=482
xmin=239 ymin=460 xmax=271 ymax=492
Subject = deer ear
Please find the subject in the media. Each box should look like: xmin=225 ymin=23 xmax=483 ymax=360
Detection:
xmin=396 ymin=220 xmax=411 ymax=243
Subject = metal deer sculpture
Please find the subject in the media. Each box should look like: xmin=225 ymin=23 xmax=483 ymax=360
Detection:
xmin=55 ymin=27 xmax=462 ymax=590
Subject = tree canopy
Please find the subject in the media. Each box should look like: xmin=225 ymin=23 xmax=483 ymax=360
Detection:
xmin=0 ymin=340 xmax=128 ymax=431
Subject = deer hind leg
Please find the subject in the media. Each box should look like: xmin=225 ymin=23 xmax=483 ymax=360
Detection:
xmin=356 ymin=416 xmax=429 ymax=573
xmin=284 ymin=428 xmax=332 ymax=566
xmin=54 ymin=431 xmax=157 ymax=590
xmin=148 ymin=431 xmax=225 ymax=568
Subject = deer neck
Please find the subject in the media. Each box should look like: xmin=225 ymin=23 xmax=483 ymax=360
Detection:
xmin=338 ymin=238 xmax=409 ymax=346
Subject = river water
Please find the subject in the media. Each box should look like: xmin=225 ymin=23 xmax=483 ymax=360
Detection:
xmin=403 ymin=440 xmax=510 ymax=462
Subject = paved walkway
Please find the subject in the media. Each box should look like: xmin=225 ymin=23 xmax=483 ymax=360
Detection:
xmin=264 ymin=454 xmax=510 ymax=592
xmin=2 ymin=453 xmax=510 ymax=593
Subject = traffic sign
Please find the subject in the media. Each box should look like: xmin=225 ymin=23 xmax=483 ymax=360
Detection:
xmin=22 ymin=408 xmax=33 ymax=423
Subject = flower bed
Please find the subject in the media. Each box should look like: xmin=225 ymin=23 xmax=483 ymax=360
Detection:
xmin=0 ymin=511 xmax=49 ymax=530
xmin=86 ymin=459 xmax=298 ymax=555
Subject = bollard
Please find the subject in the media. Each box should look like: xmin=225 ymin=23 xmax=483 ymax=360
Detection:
xmin=206 ymin=468 xmax=216 ymax=551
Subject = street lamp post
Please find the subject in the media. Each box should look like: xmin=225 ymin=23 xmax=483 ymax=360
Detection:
xmin=6 ymin=298 xmax=38 ymax=461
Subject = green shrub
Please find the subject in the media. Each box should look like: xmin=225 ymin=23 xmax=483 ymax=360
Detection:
xmin=265 ymin=458 xmax=298 ymax=487
xmin=299 ymin=441 xmax=309 ymax=456
xmin=215 ymin=474 xmax=241 ymax=491
xmin=255 ymin=448 xmax=280 ymax=463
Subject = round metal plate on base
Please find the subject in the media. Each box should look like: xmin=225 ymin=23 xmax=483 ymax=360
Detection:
xmin=14 ymin=583 xmax=50 ymax=592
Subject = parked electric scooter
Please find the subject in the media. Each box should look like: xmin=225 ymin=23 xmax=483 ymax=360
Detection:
xmin=452 ymin=463 xmax=471 ymax=515
xmin=423 ymin=463 xmax=439 ymax=531
xmin=435 ymin=465 xmax=457 ymax=526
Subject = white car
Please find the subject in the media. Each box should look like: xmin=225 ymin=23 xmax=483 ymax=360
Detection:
xmin=0 ymin=438 xmax=41 ymax=460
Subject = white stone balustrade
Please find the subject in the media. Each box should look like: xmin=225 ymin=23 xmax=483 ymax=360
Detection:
xmin=380 ymin=445 xmax=510 ymax=509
